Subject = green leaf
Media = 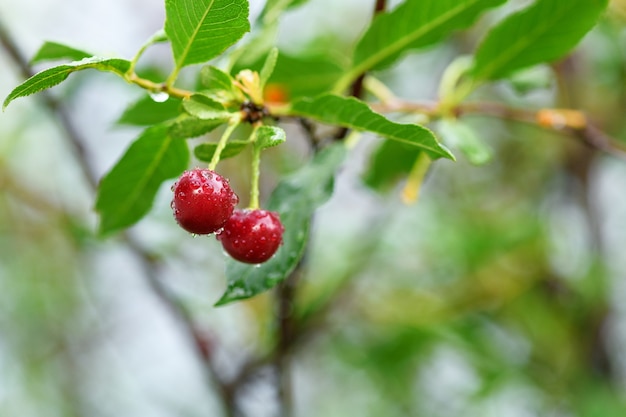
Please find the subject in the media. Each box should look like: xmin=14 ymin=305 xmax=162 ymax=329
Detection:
xmin=269 ymin=53 xmax=346 ymax=99
xmin=259 ymin=47 xmax=278 ymax=91
xmin=216 ymin=144 xmax=347 ymax=306
xmin=3 ymin=57 xmax=131 ymax=110
xmin=232 ymin=49 xmax=346 ymax=100
xmin=471 ymin=0 xmax=609 ymax=81
xmin=30 ymin=41 xmax=92 ymax=64
xmin=255 ymin=125 xmax=285 ymax=149
xmin=508 ymin=65 xmax=554 ymax=94
xmin=164 ymin=0 xmax=250 ymax=69
xmin=117 ymin=95 xmax=182 ymax=126
xmin=199 ymin=65 xmax=241 ymax=104
xmin=290 ymin=94 xmax=454 ymax=160
xmin=183 ymin=94 xmax=234 ymax=120
xmin=96 ymin=125 xmax=189 ymax=235
xmin=229 ymin=24 xmax=279 ymax=71
xmin=438 ymin=118 xmax=492 ymax=165
xmin=169 ymin=115 xmax=224 ymax=139
xmin=194 ymin=140 xmax=249 ymax=162
xmin=201 ymin=65 xmax=236 ymax=91
xmin=336 ymin=0 xmax=505 ymax=91
xmin=363 ymin=140 xmax=421 ymax=192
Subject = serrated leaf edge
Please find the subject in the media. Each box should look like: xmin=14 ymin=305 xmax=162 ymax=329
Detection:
xmin=3 ymin=57 xmax=129 ymax=110
xmin=289 ymin=94 xmax=454 ymax=160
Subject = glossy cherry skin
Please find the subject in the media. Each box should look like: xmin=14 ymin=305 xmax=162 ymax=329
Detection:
xmin=171 ymin=169 xmax=238 ymax=234
xmin=217 ymin=209 xmax=284 ymax=264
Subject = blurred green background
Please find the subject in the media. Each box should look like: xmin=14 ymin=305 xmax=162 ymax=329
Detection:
xmin=2 ymin=0 xmax=626 ymax=416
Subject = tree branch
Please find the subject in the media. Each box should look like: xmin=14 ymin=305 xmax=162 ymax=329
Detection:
xmin=0 ymin=18 xmax=233 ymax=417
xmin=333 ymin=0 xmax=387 ymax=140
xmin=0 ymin=20 xmax=98 ymax=189
xmin=370 ymin=98 xmax=626 ymax=160
xmin=274 ymin=262 xmax=302 ymax=417
xmin=374 ymin=0 xmax=387 ymax=15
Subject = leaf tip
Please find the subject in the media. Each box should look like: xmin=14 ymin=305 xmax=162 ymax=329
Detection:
xmin=213 ymin=296 xmax=230 ymax=307
xmin=214 ymin=289 xmax=247 ymax=307
xmin=96 ymin=225 xmax=111 ymax=239
xmin=438 ymin=143 xmax=456 ymax=161
xmin=95 ymin=215 xmax=116 ymax=238
xmin=3 ymin=95 xmax=14 ymax=111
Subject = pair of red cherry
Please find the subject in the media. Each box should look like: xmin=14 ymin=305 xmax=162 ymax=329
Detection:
xmin=171 ymin=169 xmax=284 ymax=264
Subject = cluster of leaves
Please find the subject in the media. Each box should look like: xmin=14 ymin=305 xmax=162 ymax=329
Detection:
xmin=2 ymin=0 xmax=609 ymax=305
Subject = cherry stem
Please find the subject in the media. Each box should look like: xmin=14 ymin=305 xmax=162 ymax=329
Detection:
xmin=249 ymin=125 xmax=262 ymax=210
xmin=208 ymin=121 xmax=239 ymax=171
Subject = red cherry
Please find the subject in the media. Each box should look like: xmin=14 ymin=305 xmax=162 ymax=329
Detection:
xmin=217 ymin=209 xmax=284 ymax=264
xmin=171 ymin=169 xmax=238 ymax=234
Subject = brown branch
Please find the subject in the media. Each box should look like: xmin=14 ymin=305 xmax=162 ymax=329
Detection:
xmin=553 ymin=55 xmax=616 ymax=381
xmin=297 ymin=117 xmax=321 ymax=151
xmin=370 ymin=99 xmax=626 ymax=160
xmin=274 ymin=262 xmax=302 ymax=417
xmin=333 ymin=0 xmax=386 ymax=140
xmin=269 ymin=1 xmax=391 ymax=412
xmin=570 ymin=124 xmax=626 ymax=159
xmin=0 ymin=19 xmax=234 ymax=417
xmin=0 ymin=21 xmax=98 ymax=190
xmin=224 ymin=210 xmax=388 ymax=417
xmin=374 ymin=0 xmax=387 ymax=14
xmin=121 ymin=236 xmax=235 ymax=415
xmin=267 ymin=1 xmax=390 ymax=404
xmin=462 ymin=105 xmax=626 ymax=160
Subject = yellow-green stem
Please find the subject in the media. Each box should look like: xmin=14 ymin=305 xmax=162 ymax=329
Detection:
xmin=344 ymin=130 xmax=362 ymax=150
xmin=402 ymin=152 xmax=431 ymax=204
xmin=166 ymin=66 xmax=181 ymax=89
xmin=250 ymin=145 xmax=262 ymax=210
xmin=209 ymin=121 xmax=239 ymax=171
xmin=125 ymin=73 xmax=192 ymax=99
xmin=127 ymin=29 xmax=166 ymax=76
xmin=437 ymin=56 xmax=476 ymax=116
xmin=363 ymin=75 xmax=396 ymax=104
xmin=249 ymin=125 xmax=262 ymax=209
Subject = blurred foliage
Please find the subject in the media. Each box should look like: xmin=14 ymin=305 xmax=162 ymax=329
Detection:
xmin=0 ymin=162 xmax=93 ymax=416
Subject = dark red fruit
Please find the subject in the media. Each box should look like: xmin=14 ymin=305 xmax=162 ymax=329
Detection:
xmin=217 ymin=209 xmax=284 ymax=264
xmin=171 ymin=169 xmax=238 ymax=234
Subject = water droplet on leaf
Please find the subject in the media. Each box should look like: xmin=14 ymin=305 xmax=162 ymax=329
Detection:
xmin=150 ymin=92 xmax=169 ymax=102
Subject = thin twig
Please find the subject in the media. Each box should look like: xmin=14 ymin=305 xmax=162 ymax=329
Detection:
xmin=0 ymin=21 xmax=97 ymax=190
xmin=272 ymin=3 xmax=390 ymax=413
xmin=297 ymin=117 xmax=320 ymax=150
xmin=333 ymin=1 xmax=386 ymax=140
xmin=375 ymin=0 xmax=387 ymax=14
xmin=570 ymin=124 xmax=626 ymax=159
xmin=227 ymin=207 xmax=389 ymax=404
xmin=553 ymin=55 xmax=615 ymax=380
xmin=370 ymin=98 xmax=626 ymax=160
xmin=274 ymin=262 xmax=302 ymax=417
